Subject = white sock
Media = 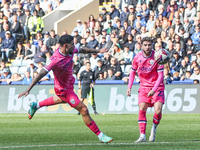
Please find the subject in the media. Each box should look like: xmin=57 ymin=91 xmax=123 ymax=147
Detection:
xmin=140 ymin=134 xmax=146 ymax=139
xmin=37 ymin=103 xmax=40 ymax=109
xmin=98 ymin=132 xmax=103 ymax=139
xmin=151 ymin=123 xmax=158 ymax=132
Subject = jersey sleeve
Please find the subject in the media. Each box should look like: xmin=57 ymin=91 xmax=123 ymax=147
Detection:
xmin=73 ymin=47 xmax=79 ymax=54
xmin=43 ymin=56 xmax=57 ymax=72
xmin=131 ymin=55 xmax=138 ymax=71
xmin=128 ymin=57 xmax=138 ymax=89
xmin=157 ymin=64 xmax=164 ymax=72
xmin=152 ymin=64 xmax=164 ymax=92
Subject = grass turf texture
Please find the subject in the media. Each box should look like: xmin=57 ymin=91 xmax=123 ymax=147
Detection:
xmin=0 ymin=114 xmax=199 ymax=150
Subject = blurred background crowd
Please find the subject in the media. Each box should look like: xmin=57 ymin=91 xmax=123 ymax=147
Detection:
xmin=1 ymin=0 xmax=200 ymax=84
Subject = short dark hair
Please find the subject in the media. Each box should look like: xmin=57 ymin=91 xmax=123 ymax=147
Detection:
xmin=0 ymin=60 xmax=5 ymax=64
xmin=186 ymin=71 xmax=191 ymax=74
xmin=59 ymin=35 xmax=73 ymax=46
xmin=116 ymin=20 xmax=121 ymax=23
xmin=97 ymin=60 xmax=102 ymax=63
xmin=25 ymin=41 xmax=30 ymax=44
xmin=128 ymin=34 xmax=133 ymax=38
xmin=193 ymin=79 xmax=199 ymax=83
xmin=175 ymin=34 xmax=180 ymax=38
xmin=184 ymin=56 xmax=189 ymax=59
xmin=17 ymin=42 xmax=23 ymax=45
xmin=141 ymin=37 xmax=152 ymax=44
xmin=86 ymin=62 xmax=91 ymax=65
xmin=107 ymin=68 xmax=113 ymax=72
xmin=156 ymin=36 xmax=162 ymax=40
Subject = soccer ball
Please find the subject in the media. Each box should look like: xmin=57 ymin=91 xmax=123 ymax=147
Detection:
xmin=154 ymin=49 xmax=170 ymax=65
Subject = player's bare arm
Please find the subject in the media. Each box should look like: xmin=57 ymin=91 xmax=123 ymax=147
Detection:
xmin=115 ymin=71 xmax=121 ymax=77
xmin=147 ymin=90 xmax=155 ymax=97
xmin=79 ymin=47 xmax=107 ymax=54
xmin=90 ymin=81 xmax=95 ymax=88
xmin=147 ymin=69 xmax=164 ymax=97
xmin=18 ymin=69 xmax=48 ymax=98
xmin=126 ymin=87 xmax=131 ymax=97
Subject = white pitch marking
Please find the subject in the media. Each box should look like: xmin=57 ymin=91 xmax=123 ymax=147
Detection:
xmin=0 ymin=114 xmax=76 ymax=117
xmin=0 ymin=141 xmax=200 ymax=149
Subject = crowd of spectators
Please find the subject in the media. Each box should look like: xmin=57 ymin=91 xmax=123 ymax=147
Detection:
xmin=0 ymin=0 xmax=62 ymax=84
xmin=1 ymin=0 xmax=200 ymax=84
xmin=0 ymin=0 xmax=62 ymax=62
xmin=71 ymin=0 xmax=200 ymax=84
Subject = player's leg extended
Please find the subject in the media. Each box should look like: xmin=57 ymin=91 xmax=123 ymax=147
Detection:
xmin=77 ymin=98 xmax=84 ymax=115
xmin=28 ymin=96 xmax=63 ymax=119
xmin=135 ymin=102 xmax=149 ymax=143
xmin=75 ymin=102 xmax=113 ymax=143
xmin=149 ymin=102 xmax=163 ymax=142
xmin=77 ymin=87 xmax=86 ymax=115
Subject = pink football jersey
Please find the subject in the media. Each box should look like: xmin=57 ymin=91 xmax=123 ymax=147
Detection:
xmin=131 ymin=50 xmax=164 ymax=88
xmin=43 ymin=47 xmax=79 ymax=93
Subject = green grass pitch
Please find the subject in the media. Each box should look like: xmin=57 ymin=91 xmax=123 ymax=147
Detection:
xmin=0 ymin=113 xmax=199 ymax=150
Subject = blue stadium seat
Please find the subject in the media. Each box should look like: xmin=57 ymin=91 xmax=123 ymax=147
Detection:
xmin=39 ymin=81 xmax=54 ymax=84
xmin=18 ymin=67 xmax=28 ymax=74
xmin=10 ymin=66 xmax=19 ymax=74
xmin=74 ymin=80 xmax=125 ymax=85
xmin=0 ymin=82 xmax=8 ymax=85
xmin=96 ymin=80 xmax=125 ymax=84
xmin=124 ymin=65 xmax=132 ymax=75
xmin=120 ymin=65 xmax=125 ymax=73
xmin=11 ymin=60 xmax=22 ymax=67
xmin=171 ymin=80 xmax=194 ymax=84
xmin=21 ymin=60 xmax=32 ymax=67
xmin=10 ymin=81 xmax=23 ymax=85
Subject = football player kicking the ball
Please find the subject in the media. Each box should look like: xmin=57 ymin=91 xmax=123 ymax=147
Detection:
xmin=126 ymin=37 xmax=165 ymax=142
xmin=18 ymin=35 xmax=113 ymax=143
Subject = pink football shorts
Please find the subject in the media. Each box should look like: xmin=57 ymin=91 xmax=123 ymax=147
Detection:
xmin=56 ymin=89 xmax=81 ymax=108
xmin=138 ymin=87 xmax=165 ymax=107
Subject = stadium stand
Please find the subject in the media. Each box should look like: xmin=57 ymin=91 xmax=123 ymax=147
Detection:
xmin=1 ymin=0 xmax=200 ymax=84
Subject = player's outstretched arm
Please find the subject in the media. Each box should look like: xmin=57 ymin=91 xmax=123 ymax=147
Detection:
xmin=126 ymin=87 xmax=131 ymax=97
xmin=78 ymin=47 xmax=108 ymax=54
xmin=18 ymin=69 xmax=48 ymax=98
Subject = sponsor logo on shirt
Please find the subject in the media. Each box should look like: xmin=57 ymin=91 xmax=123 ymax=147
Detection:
xmin=63 ymin=59 xmax=73 ymax=70
xmin=150 ymin=60 xmax=154 ymax=65
xmin=139 ymin=66 xmax=152 ymax=72
xmin=70 ymin=99 xmax=75 ymax=104
xmin=90 ymin=76 xmax=93 ymax=79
